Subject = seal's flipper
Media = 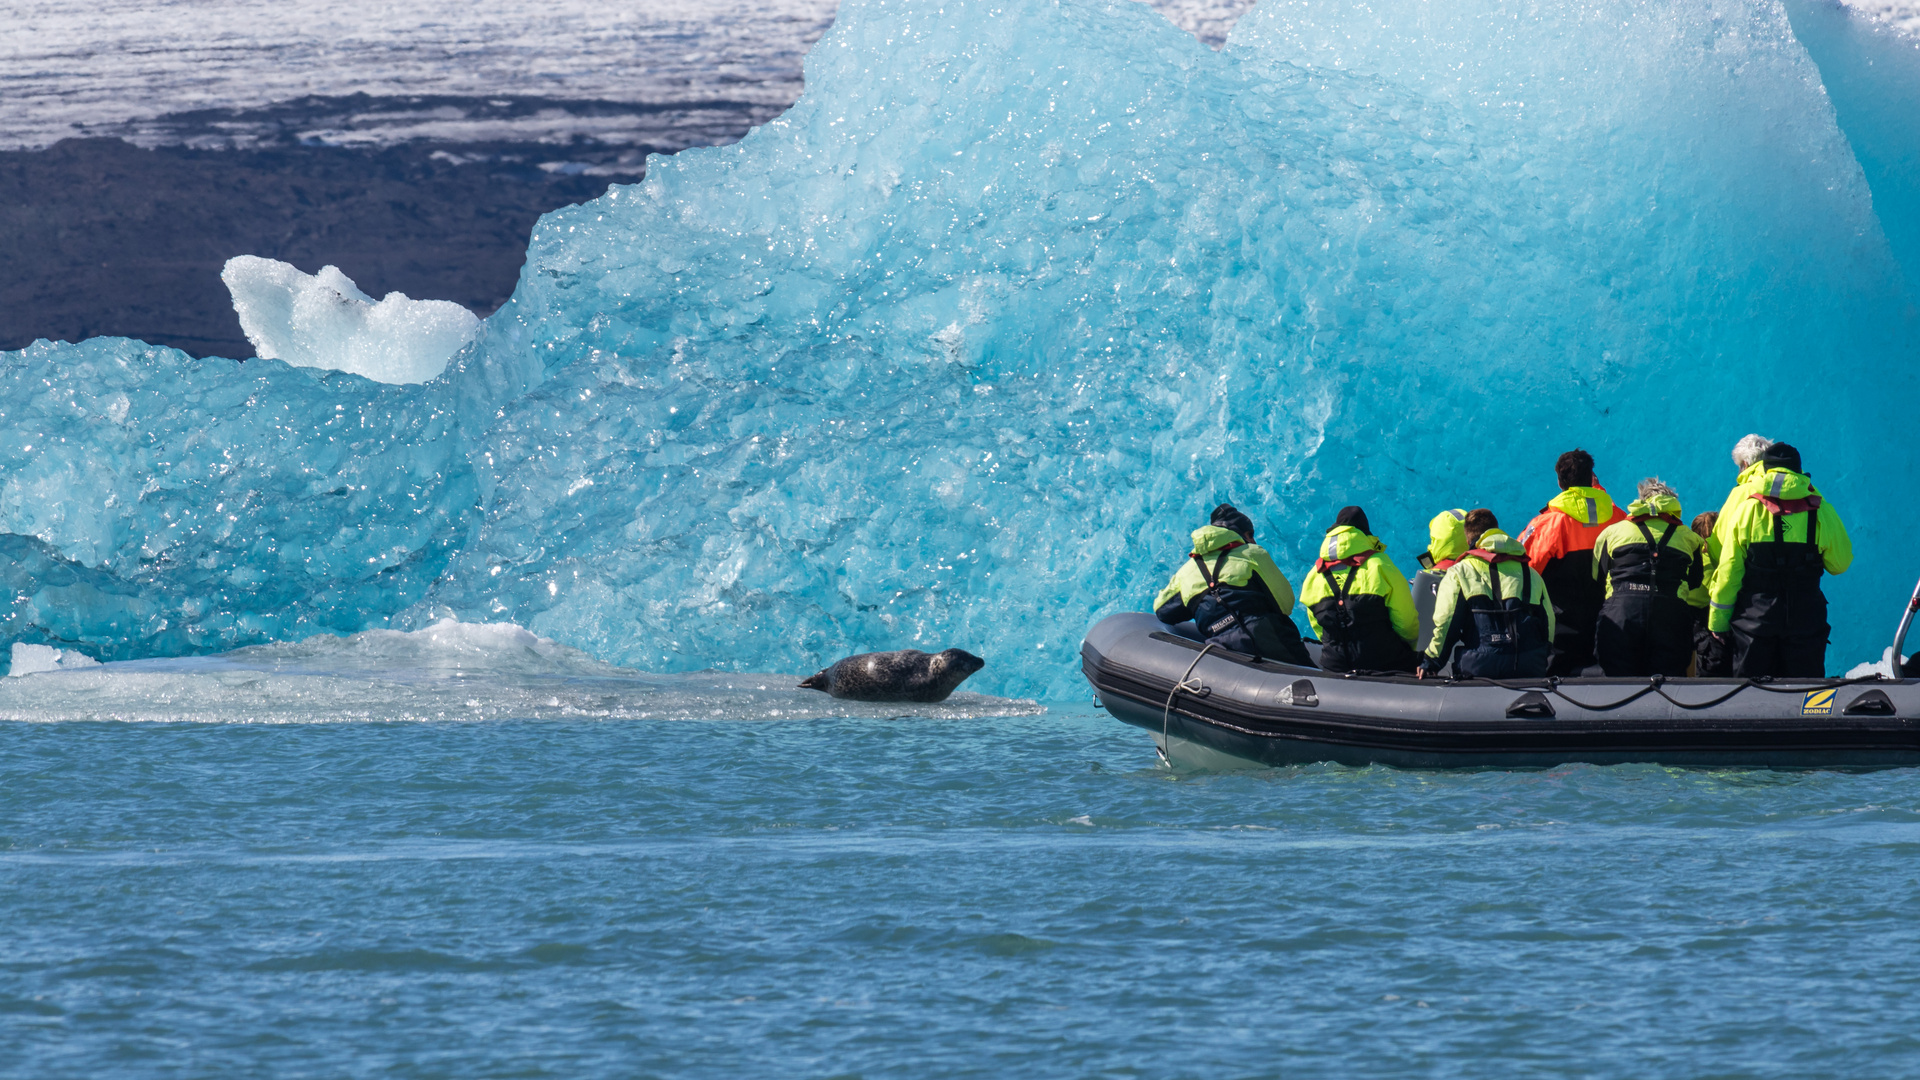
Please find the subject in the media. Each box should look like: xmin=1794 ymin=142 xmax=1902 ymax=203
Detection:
xmin=798 ymin=670 xmax=830 ymax=691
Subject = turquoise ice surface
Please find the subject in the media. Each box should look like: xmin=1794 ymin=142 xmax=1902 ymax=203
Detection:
xmin=6 ymin=708 xmax=1920 ymax=1076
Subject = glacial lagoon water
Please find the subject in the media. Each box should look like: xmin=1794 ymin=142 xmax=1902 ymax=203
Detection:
xmin=9 ymin=670 xmax=1920 ymax=1077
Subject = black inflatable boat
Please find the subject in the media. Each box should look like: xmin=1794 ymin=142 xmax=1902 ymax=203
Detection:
xmin=1081 ymin=611 xmax=1920 ymax=770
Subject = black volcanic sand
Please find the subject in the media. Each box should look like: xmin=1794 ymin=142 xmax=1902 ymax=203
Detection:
xmin=1 ymin=95 xmax=774 ymax=359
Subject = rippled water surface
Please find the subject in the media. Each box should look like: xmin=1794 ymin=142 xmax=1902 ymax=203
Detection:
xmin=8 ymin=700 xmax=1920 ymax=1077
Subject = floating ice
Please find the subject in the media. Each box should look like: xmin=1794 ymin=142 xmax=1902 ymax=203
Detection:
xmin=5 ymin=0 xmax=1919 ymax=696
xmin=222 ymin=255 xmax=479 ymax=384
xmin=223 ymin=616 xmax=625 ymax=678
xmin=442 ymin=0 xmax=1916 ymax=692
xmin=0 ymin=338 xmax=472 ymax=660
xmin=1843 ymin=645 xmax=1920 ymax=680
xmin=8 ymin=643 xmax=100 ymax=677
xmin=0 ymin=619 xmax=1042 ymax=722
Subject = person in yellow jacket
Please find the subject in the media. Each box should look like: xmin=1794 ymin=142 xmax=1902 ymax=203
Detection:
xmin=1300 ymin=506 xmax=1419 ymax=674
xmin=1153 ymin=503 xmax=1313 ymax=666
xmin=1697 ymin=435 xmax=1776 ymax=619
xmin=1411 ymin=508 xmax=1469 ymax=653
xmin=1715 ymin=433 xmax=1776 ymax=524
xmin=1589 ymin=479 xmax=1704 ymax=677
xmin=1706 ymin=442 xmax=1852 ymax=677
xmin=1421 ymin=514 xmax=1555 ymax=679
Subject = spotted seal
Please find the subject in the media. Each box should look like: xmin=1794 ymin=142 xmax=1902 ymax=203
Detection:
xmin=797 ymin=648 xmax=986 ymax=703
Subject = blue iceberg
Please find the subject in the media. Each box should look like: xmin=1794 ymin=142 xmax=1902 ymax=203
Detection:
xmin=5 ymin=0 xmax=1916 ymax=695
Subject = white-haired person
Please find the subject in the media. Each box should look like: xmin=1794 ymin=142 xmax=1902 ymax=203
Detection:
xmin=1590 ymin=478 xmax=1705 ymax=676
xmin=1716 ymin=433 xmax=1775 ymax=524
xmin=1697 ymin=433 xmax=1775 ymax=667
xmin=1706 ymin=442 xmax=1853 ymax=678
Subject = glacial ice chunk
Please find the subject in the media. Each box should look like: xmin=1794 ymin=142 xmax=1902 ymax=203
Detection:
xmin=1844 ymin=646 xmax=1920 ymax=680
xmin=9 ymin=642 xmax=100 ymax=677
xmin=440 ymin=0 xmax=1915 ymax=693
xmin=221 ymin=255 xmax=478 ymax=384
xmin=5 ymin=0 xmax=1919 ymax=696
xmin=0 ymin=620 xmax=1043 ymax=722
xmin=0 ymin=338 xmax=474 ymax=661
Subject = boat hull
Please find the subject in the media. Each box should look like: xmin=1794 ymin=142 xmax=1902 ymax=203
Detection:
xmin=1083 ymin=613 xmax=1920 ymax=770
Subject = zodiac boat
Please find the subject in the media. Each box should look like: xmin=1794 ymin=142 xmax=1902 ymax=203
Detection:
xmin=1080 ymin=586 xmax=1920 ymax=769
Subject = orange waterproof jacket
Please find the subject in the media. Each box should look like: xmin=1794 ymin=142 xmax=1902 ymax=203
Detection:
xmin=1519 ymin=485 xmax=1627 ymax=571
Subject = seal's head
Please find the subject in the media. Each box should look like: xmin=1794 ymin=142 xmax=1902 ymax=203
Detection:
xmin=931 ymin=648 xmax=986 ymax=684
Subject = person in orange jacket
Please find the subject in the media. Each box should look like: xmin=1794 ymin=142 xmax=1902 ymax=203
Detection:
xmin=1518 ymin=448 xmax=1627 ymax=676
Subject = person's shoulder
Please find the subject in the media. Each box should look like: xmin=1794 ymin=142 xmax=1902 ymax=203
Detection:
xmin=1594 ymin=517 xmax=1633 ymax=541
xmin=1244 ymin=543 xmax=1292 ymax=575
xmin=1520 ymin=508 xmax=1566 ymax=546
xmin=1714 ymin=496 xmax=1768 ymax=538
xmin=1523 ymin=505 xmax=1562 ymax=529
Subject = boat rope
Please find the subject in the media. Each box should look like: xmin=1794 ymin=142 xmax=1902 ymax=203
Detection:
xmin=1159 ymin=643 xmax=1216 ymax=765
xmin=1473 ymin=674 xmax=1885 ymax=713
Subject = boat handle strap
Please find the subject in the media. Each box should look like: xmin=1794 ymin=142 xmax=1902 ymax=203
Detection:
xmin=1160 ymin=643 xmax=1216 ymax=765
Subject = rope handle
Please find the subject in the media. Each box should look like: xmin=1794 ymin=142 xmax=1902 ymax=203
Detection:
xmin=1159 ymin=643 xmax=1215 ymax=765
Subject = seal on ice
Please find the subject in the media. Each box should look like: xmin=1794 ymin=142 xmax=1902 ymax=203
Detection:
xmin=798 ymin=648 xmax=986 ymax=703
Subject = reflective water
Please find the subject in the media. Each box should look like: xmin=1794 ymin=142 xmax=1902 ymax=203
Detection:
xmin=8 ymin=702 xmax=1920 ymax=1077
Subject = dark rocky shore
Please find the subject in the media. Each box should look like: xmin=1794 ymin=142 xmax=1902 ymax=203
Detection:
xmin=0 ymin=95 xmax=774 ymax=359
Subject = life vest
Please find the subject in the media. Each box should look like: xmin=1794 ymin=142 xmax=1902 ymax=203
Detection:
xmin=1186 ymin=544 xmax=1309 ymax=665
xmin=1188 ymin=543 xmax=1279 ymax=639
xmin=1311 ymin=549 xmax=1415 ymax=672
xmin=1740 ymin=492 xmax=1825 ymax=599
xmin=1603 ymin=516 xmax=1691 ymax=605
xmin=1460 ymin=548 xmax=1550 ymax=658
xmin=1307 ymin=550 xmax=1376 ymax=643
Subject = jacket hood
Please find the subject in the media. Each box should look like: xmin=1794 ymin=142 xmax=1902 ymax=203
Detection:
xmin=1427 ymin=509 xmax=1468 ymax=564
xmin=1627 ymin=491 xmax=1683 ymax=520
xmin=1471 ymin=530 xmax=1526 ymax=558
xmin=1547 ymin=485 xmax=1616 ymax=526
xmin=1189 ymin=524 xmax=1249 ymax=555
xmin=1316 ymin=524 xmax=1383 ymax=563
xmin=1753 ymin=467 xmax=1815 ymax=501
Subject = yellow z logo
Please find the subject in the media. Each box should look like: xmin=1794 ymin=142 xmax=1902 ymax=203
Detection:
xmin=1802 ymin=689 xmax=1838 ymax=715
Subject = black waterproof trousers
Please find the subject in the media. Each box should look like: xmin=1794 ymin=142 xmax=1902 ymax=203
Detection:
xmin=1319 ymin=632 xmax=1419 ymax=675
xmin=1729 ymin=577 xmax=1829 ymax=678
xmin=1595 ymin=596 xmax=1694 ymax=677
xmin=1453 ymin=644 xmax=1550 ymax=680
xmin=1729 ymin=629 xmax=1828 ymax=679
xmin=1540 ymin=562 xmax=1603 ymax=677
xmin=1207 ymin=613 xmax=1314 ymax=668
